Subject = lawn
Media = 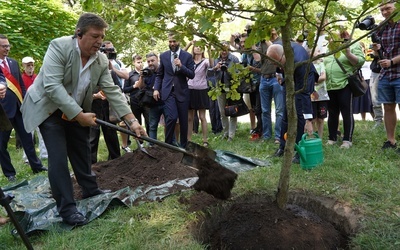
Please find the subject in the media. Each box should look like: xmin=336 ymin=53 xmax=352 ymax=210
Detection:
xmin=0 ymin=119 xmax=400 ymax=249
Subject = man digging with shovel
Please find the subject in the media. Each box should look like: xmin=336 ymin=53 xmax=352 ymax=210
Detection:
xmin=20 ymin=13 xmax=147 ymax=226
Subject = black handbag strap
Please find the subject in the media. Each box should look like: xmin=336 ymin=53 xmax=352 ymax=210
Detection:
xmin=334 ymin=57 xmax=349 ymax=75
xmin=334 ymin=57 xmax=363 ymax=78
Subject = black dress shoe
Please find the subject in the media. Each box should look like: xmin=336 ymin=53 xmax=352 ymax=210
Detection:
xmin=63 ymin=212 xmax=88 ymax=226
xmin=7 ymin=176 xmax=16 ymax=182
xmin=273 ymin=148 xmax=284 ymax=157
xmin=32 ymin=166 xmax=48 ymax=174
xmin=82 ymin=189 xmax=111 ymax=199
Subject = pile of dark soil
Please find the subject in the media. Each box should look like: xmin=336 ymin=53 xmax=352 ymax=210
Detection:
xmin=73 ymin=145 xmax=351 ymax=249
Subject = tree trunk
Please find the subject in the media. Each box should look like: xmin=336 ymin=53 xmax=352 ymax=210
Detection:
xmin=275 ymin=23 xmax=298 ymax=210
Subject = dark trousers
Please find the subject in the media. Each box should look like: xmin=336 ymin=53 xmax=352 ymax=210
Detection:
xmin=90 ymin=99 xmax=120 ymax=164
xmin=0 ymin=109 xmax=43 ymax=177
xmin=209 ymin=98 xmax=222 ymax=134
xmin=164 ymin=91 xmax=189 ymax=148
xmin=249 ymin=86 xmax=263 ymax=134
xmin=40 ymin=110 xmax=101 ymax=218
xmin=279 ymin=91 xmax=306 ymax=150
xmin=327 ymin=85 xmax=354 ymax=142
xmin=193 ymin=110 xmax=199 ymax=133
xmin=130 ymin=100 xmax=150 ymax=133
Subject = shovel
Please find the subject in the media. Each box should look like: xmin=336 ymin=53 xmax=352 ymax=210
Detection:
xmin=95 ymin=118 xmax=237 ymax=199
xmin=133 ymin=138 xmax=157 ymax=159
xmin=122 ymin=120 xmax=157 ymax=159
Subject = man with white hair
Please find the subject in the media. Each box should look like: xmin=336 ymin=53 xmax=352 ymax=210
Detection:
xmin=267 ymin=43 xmax=317 ymax=163
xmin=21 ymin=56 xmax=48 ymax=160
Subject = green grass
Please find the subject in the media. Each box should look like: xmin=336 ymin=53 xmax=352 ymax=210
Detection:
xmin=1 ymin=120 xmax=400 ymax=249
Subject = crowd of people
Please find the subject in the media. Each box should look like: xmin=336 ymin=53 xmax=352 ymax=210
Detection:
xmin=1 ymin=1 xmax=399 ymax=226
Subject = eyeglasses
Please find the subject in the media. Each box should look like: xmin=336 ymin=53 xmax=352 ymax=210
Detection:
xmin=0 ymin=45 xmax=11 ymax=49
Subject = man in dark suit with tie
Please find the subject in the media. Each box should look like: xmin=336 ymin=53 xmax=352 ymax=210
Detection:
xmin=0 ymin=34 xmax=47 ymax=182
xmin=153 ymin=33 xmax=195 ymax=148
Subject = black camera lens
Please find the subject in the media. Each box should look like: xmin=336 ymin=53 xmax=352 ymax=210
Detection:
xmin=107 ymin=53 xmax=117 ymax=60
xmin=358 ymin=16 xmax=375 ymax=30
xmin=142 ymin=68 xmax=152 ymax=76
xmin=220 ymin=63 xmax=228 ymax=71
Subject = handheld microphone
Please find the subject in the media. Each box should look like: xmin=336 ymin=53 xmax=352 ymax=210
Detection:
xmin=174 ymin=53 xmax=179 ymax=71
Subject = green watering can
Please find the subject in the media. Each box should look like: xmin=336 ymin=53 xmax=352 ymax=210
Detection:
xmin=295 ymin=132 xmax=324 ymax=170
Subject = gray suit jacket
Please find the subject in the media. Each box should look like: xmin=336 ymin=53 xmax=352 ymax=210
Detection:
xmin=21 ymin=36 xmax=131 ymax=133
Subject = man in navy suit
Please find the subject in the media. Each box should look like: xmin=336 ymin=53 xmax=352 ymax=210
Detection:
xmin=153 ymin=33 xmax=195 ymax=148
xmin=0 ymin=34 xmax=47 ymax=181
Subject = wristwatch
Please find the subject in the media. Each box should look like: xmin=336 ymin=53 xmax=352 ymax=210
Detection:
xmin=125 ymin=118 xmax=138 ymax=126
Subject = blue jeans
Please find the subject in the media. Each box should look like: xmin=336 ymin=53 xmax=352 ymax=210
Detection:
xmin=259 ymin=76 xmax=284 ymax=140
xmin=378 ymin=76 xmax=400 ymax=104
xmin=148 ymin=104 xmax=165 ymax=141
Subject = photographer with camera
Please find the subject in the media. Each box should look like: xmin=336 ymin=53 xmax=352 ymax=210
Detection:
xmin=100 ymin=41 xmax=131 ymax=152
xmin=211 ymin=41 xmax=240 ymax=141
xmin=100 ymin=41 xmax=129 ymax=87
xmin=357 ymin=15 xmax=384 ymax=128
xmin=370 ymin=1 xmax=400 ymax=150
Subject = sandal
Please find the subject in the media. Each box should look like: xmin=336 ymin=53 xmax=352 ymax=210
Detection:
xmin=203 ymin=142 xmax=209 ymax=147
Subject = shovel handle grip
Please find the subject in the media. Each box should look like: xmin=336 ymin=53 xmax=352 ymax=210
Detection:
xmin=94 ymin=118 xmax=191 ymax=156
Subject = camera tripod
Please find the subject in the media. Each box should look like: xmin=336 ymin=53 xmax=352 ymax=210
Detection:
xmin=0 ymin=186 xmax=33 ymax=249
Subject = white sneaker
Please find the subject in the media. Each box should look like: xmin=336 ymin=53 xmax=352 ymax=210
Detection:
xmin=340 ymin=141 xmax=352 ymax=149
xmin=121 ymin=146 xmax=132 ymax=153
xmin=327 ymin=140 xmax=337 ymax=145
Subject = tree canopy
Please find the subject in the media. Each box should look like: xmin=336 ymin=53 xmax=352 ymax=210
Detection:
xmin=0 ymin=0 xmax=77 ymax=66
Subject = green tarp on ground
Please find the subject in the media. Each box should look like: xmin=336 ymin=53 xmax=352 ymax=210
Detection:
xmin=2 ymin=150 xmax=269 ymax=235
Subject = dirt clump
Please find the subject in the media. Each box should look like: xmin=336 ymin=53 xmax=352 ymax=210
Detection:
xmin=73 ymin=145 xmax=352 ymax=249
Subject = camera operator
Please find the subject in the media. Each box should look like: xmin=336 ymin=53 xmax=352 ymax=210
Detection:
xmin=101 ymin=41 xmax=129 ymax=87
xmin=230 ymin=23 xmax=254 ymax=50
xmin=90 ymin=41 xmax=130 ymax=162
xmin=212 ymin=41 xmax=240 ymax=141
xmin=371 ymin=1 xmax=400 ymax=150
xmin=136 ymin=52 xmax=165 ymax=141
xmin=100 ymin=41 xmax=131 ymax=152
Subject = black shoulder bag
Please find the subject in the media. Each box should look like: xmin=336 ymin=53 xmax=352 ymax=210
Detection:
xmin=334 ymin=57 xmax=368 ymax=97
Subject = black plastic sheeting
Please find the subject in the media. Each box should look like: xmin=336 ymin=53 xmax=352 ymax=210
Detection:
xmin=3 ymin=150 xmax=269 ymax=235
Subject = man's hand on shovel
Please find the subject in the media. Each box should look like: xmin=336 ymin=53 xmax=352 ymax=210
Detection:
xmin=72 ymin=112 xmax=97 ymax=127
xmin=123 ymin=115 xmax=148 ymax=138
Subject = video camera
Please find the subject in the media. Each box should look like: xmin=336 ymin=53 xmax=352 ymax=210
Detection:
xmin=357 ymin=15 xmax=380 ymax=42
xmin=357 ymin=15 xmax=376 ymax=31
xmin=100 ymin=47 xmax=117 ymax=60
xmin=220 ymin=61 xmax=228 ymax=71
xmin=141 ymin=67 xmax=153 ymax=77
xmin=357 ymin=15 xmax=381 ymax=57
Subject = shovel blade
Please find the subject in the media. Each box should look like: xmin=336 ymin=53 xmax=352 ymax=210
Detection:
xmin=182 ymin=141 xmax=216 ymax=166
xmin=185 ymin=141 xmax=216 ymax=159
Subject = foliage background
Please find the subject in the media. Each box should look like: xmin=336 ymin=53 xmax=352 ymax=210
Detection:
xmin=0 ymin=0 xmax=77 ymax=67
